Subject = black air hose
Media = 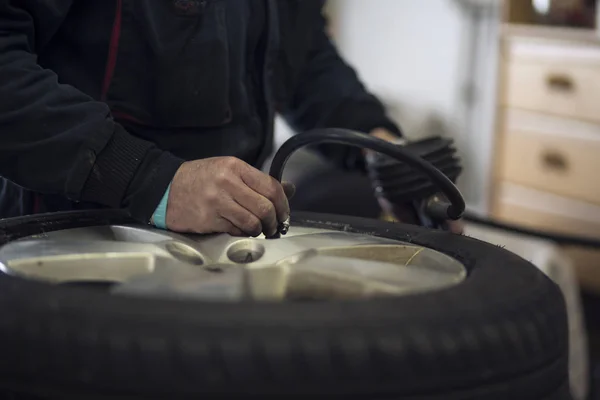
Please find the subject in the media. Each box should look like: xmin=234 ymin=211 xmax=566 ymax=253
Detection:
xmin=268 ymin=128 xmax=465 ymax=221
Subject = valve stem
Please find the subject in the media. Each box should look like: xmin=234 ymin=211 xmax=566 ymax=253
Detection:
xmin=278 ymin=216 xmax=290 ymax=236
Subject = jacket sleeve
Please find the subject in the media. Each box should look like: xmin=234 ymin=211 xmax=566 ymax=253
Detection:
xmin=0 ymin=1 xmax=183 ymax=221
xmin=280 ymin=3 xmax=402 ymax=169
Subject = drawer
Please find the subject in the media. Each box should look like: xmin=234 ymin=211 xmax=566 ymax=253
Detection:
xmin=503 ymin=40 xmax=600 ymax=122
xmin=492 ymin=182 xmax=600 ymax=292
xmin=498 ymin=109 xmax=600 ymax=205
xmin=492 ymin=182 xmax=600 ymax=239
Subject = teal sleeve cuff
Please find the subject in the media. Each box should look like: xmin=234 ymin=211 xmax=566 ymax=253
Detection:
xmin=151 ymin=182 xmax=172 ymax=230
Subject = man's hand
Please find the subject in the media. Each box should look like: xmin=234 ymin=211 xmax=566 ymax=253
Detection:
xmin=368 ymin=128 xmax=464 ymax=234
xmin=370 ymin=128 xmax=399 ymax=143
xmin=166 ymin=157 xmax=292 ymax=237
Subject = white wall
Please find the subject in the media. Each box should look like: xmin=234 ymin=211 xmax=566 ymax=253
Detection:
xmin=332 ymin=0 xmax=465 ymax=132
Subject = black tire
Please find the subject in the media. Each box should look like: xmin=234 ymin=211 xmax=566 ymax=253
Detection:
xmin=0 ymin=210 xmax=570 ymax=400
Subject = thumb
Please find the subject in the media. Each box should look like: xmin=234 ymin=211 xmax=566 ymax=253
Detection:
xmin=282 ymin=181 xmax=296 ymax=200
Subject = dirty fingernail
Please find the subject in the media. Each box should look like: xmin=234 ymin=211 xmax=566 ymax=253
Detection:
xmin=282 ymin=181 xmax=296 ymax=199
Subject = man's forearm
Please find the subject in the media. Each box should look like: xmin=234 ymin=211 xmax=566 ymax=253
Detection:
xmin=79 ymin=124 xmax=184 ymax=222
xmin=119 ymin=148 xmax=184 ymax=223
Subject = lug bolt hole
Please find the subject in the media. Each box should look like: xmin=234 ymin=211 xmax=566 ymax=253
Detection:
xmin=227 ymin=241 xmax=265 ymax=264
xmin=165 ymin=242 xmax=205 ymax=265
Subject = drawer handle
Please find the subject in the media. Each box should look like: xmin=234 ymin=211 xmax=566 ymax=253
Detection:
xmin=542 ymin=150 xmax=569 ymax=173
xmin=546 ymin=74 xmax=575 ymax=92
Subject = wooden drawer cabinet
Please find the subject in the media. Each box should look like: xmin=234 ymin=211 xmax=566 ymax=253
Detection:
xmin=503 ymin=39 xmax=600 ymax=123
xmin=492 ymin=27 xmax=600 ymax=294
xmin=497 ymin=109 xmax=600 ymax=205
xmin=492 ymin=182 xmax=600 ymax=239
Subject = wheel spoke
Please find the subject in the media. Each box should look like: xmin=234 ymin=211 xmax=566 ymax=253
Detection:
xmin=0 ymin=239 xmax=174 ymax=283
xmin=112 ymin=264 xmax=248 ymax=301
xmin=283 ymin=255 xmax=453 ymax=299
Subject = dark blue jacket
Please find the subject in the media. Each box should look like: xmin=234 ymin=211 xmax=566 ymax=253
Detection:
xmin=0 ymin=0 xmax=400 ymax=222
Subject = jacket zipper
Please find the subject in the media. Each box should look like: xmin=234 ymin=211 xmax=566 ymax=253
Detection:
xmin=101 ymin=0 xmax=123 ymax=102
xmin=256 ymin=0 xmax=277 ymax=168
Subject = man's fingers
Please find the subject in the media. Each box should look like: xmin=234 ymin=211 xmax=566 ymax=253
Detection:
xmin=269 ymin=177 xmax=290 ymax=222
xmin=447 ymin=219 xmax=464 ymax=234
xmin=227 ymin=181 xmax=279 ymax=237
xmin=370 ymin=128 xmax=399 ymax=142
xmin=282 ymin=181 xmax=296 ymax=200
xmin=214 ymin=217 xmax=244 ymax=237
xmin=219 ymin=198 xmax=264 ymax=237
xmin=240 ymin=165 xmax=290 ymax=222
